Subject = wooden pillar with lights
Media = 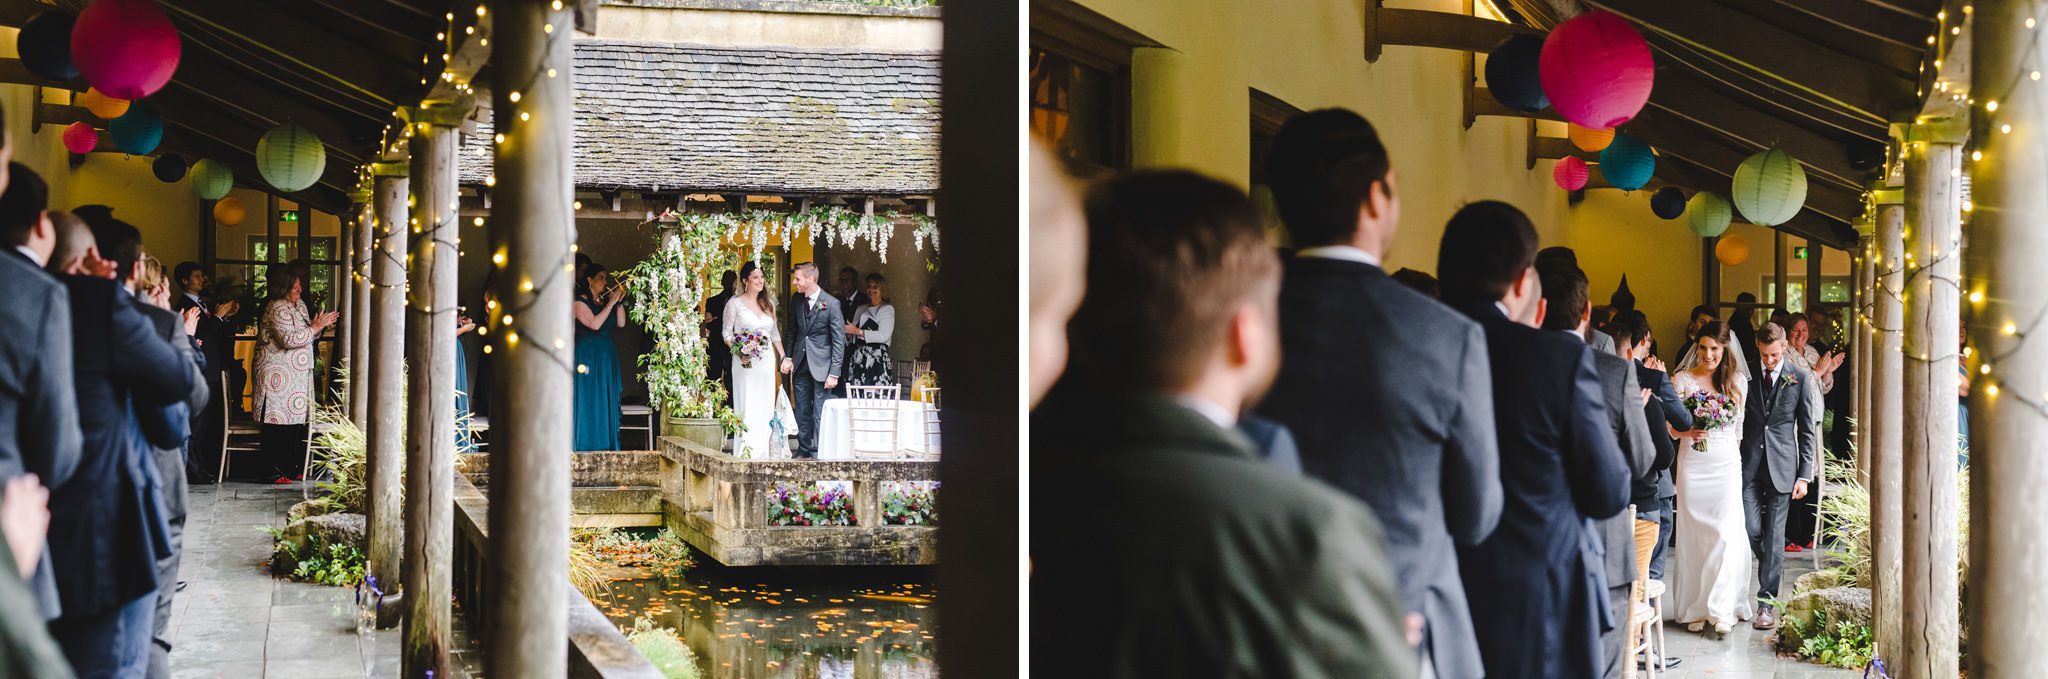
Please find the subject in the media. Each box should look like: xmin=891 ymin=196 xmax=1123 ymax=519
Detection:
xmin=1900 ymin=119 xmax=1963 ymax=679
xmin=351 ymin=205 xmax=374 ymax=428
xmin=1870 ymin=193 xmax=1905 ymax=664
xmin=367 ymin=165 xmax=410 ymax=623
xmin=401 ymin=101 xmax=468 ymax=679
xmin=1968 ymin=2 xmax=2048 ymax=673
xmin=1854 ymin=233 xmax=1874 ymax=484
xmin=337 ymin=213 xmax=354 ymax=409
xmin=484 ymin=1 xmax=575 ymax=675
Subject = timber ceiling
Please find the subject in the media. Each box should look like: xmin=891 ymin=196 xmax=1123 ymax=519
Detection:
xmin=1488 ymin=0 xmax=1942 ymax=249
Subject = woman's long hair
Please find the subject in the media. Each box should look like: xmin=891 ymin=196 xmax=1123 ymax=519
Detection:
xmin=739 ymin=260 xmax=776 ymax=317
xmin=1694 ymin=320 xmax=1744 ymax=402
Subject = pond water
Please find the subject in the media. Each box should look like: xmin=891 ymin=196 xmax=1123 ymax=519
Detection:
xmin=592 ymin=561 xmax=938 ymax=678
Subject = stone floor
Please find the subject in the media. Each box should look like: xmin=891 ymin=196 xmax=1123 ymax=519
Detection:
xmin=165 ymin=482 xmax=483 ymax=679
xmin=1650 ymin=547 xmax=1861 ymax=678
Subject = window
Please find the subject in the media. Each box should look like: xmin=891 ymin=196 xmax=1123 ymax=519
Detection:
xmin=1250 ymin=89 xmax=1305 ymax=247
xmin=1029 ymin=0 xmax=1154 ymax=175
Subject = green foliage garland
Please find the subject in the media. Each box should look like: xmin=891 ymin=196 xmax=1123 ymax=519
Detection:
xmin=627 ymin=214 xmax=740 ymax=433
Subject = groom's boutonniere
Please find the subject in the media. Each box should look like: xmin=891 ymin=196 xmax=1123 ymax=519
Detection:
xmin=815 ymin=298 xmax=829 ymax=313
xmin=1783 ymin=372 xmax=1799 ymax=387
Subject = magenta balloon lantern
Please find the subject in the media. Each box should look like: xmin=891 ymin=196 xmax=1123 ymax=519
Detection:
xmin=62 ymin=122 xmax=98 ymax=154
xmin=1538 ymin=11 xmax=1655 ymax=130
xmin=71 ymin=0 xmax=181 ymax=100
xmin=1554 ymin=156 xmax=1589 ymax=191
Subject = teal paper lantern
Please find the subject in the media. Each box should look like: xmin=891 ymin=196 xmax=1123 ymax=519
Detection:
xmin=256 ymin=122 xmax=325 ymax=192
xmin=188 ymin=158 xmax=232 ymax=200
xmin=108 ymin=103 xmax=161 ymax=155
xmin=1597 ymin=133 xmax=1654 ymax=191
xmin=1731 ymin=148 xmax=1807 ymax=227
xmin=1687 ymin=191 xmax=1732 ymax=238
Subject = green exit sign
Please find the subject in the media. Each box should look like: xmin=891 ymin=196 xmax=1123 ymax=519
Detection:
xmin=1794 ymin=246 xmax=1809 ymax=260
xmin=282 ymin=212 xmax=300 ymax=222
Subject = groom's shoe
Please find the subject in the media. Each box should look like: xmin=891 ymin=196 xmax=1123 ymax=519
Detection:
xmin=1753 ymin=606 xmax=1778 ymax=630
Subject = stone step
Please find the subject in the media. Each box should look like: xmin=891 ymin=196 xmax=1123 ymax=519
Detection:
xmin=570 ymin=486 xmax=663 ymax=528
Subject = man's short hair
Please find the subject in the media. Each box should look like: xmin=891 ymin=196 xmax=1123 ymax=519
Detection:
xmin=1436 ymin=201 xmax=1539 ymax=304
xmin=1608 ymin=309 xmax=1651 ymax=349
xmin=1757 ymin=321 xmax=1787 ymax=345
xmin=174 ymin=261 xmax=203 ymax=286
xmin=1073 ymin=169 xmax=1279 ymax=392
xmin=793 ymin=261 xmax=817 ymax=276
xmin=47 ymin=211 xmax=91 ymax=272
xmin=0 ymin=162 xmax=45 ymax=247
xmin=88 ymin=218 xmax=143 ymax=282
xmin=1265 ymin=108 xmax=1393 ymax=248
xmin=1390 ymin=268 xmax=1439 ymax=298
xmin=1534 ymin=252 xmax=1589 ymax=332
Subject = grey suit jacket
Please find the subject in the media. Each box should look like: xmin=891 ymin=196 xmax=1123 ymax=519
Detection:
xmin=784 ymin=292 xmax=847 ymax=383
xmin=132 ymin=299 xmax=206 ymax=523
xmin=0 ymin=251 xmax=80 ymax=620
xmin=1742 ymin=361 xmax=1819 ymax=494
xmin=1590 ymin=349 xmax=1654 ymax=590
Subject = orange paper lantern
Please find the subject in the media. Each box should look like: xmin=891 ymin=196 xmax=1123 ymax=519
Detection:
xmin=81 ymin=88 xmax=129 ymax=120
xmin=1568 ymin=124 xmax=1614 ymax=152
xmin=1715 ymin=232 xmax=1751 ymax=266
xmin=212 ymin=197 xmax=246 ymax=226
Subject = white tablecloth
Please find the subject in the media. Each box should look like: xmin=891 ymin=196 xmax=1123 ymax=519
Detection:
xmin=818 ymin=399 xmax=938 ymax=459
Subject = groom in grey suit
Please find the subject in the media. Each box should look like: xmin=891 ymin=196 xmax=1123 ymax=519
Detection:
xmin=1741 ymin=321 xmax=1818 ymax=630
xmin=781 ymin=262 xmax=846 ymax=458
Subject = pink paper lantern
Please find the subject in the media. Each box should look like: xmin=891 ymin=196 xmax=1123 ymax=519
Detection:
xmin=71 ymin=0 xmax=181 ymax=100
xmin=1553 ymin=156 xmax=1589 ymax=191
xmin=1539 ymin=11 xmax=1654 ymax=130
xmin=62 ymin=122 xmax=98 ymax=154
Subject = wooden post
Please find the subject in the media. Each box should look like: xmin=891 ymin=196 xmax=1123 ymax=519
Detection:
xmin=352 ymin=208 xmax=374 ymax=429
xmin=1775 ymin=230 xmax=1789 ymax=309
xmin=1870 ymin=197 xmax=1906 ymax=663
xmin=1855 ymin=239 xmax=1873 ymax=485
xmin=1807 ymin=239 xmax=1822 ymax=312
xmin=367 ymin=170 xmax=410 ymax=617
xmin=337 ymin=215 xmax=354 ymax=407
xmin=402 ymin=115 xmax=460 ymax=679
xmin=485 ymin=2 xmax=574 ymax=675
xmin=1969 ymin=3 xmax=2048 ymax=673
xmin=1900 ymin=122 xmax=1961 ymax=678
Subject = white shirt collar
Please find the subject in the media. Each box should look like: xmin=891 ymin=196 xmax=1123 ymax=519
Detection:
xmin=1495 ymin=301 xmax=1512 ymax=318
xmin=1295 ymin=245 xmax=1382 ymax=268
xmin=13 ymin=245 xmax=44 ymax=268
xmin=1175 ymin=395 xmax=1237 ymax=429
xmin=185 ymin=291 xmax=204 ymax=305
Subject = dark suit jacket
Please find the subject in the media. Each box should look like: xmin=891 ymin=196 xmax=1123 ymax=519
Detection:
xmin=1449 ymin=299 xmax=1630 ymax=679
xmin=785 ymin=292 xmax=847 ymax=382
xmin=704 ymin=290 xmax=733 ymax=366
xmin=1257 ymin=256 xmax=1500 ymax=679
xmin=131 ymin=299 xmax=205 ymax=523
xmin=172 ymin=291 xmax=230 ymax=382
xmin=0 ymin=250 xmax=80 ymax=619
xmin=1633 ymin=363 xmax=1688 ymax=512
xmin=1032 ymin=392 xmax=1415 ymax=678
xmin=1589 ymin=347 xmax=1653 ymax=595
xmin=1742 ymin=361 xmax=1819 ymax=494
xmin=1236 ymin=414 xmax=1302 ymax=474
xmin=50 ymin=277 xmax=190 ymax=618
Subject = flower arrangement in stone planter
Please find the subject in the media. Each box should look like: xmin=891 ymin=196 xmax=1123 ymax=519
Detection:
xmin=768 ymin=482 xmax=857 ymax=526
xmin=882 ymin=482 xmax=938 ymax=526
xmin=627 ymin=210 xmax=741 ymax=444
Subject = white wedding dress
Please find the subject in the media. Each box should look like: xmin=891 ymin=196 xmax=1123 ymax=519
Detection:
xmin=724 ymin=299 xmax=787 ymax=458
xmin=1669 ymin=369 xmax=1756 ymax=629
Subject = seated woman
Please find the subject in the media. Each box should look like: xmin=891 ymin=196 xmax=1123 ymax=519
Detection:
xmin=845 ymin=273 xmax=896 ymax=387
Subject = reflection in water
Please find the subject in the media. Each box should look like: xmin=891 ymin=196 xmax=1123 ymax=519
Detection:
xmin=595 ymin=565 xmax=938 ymax=678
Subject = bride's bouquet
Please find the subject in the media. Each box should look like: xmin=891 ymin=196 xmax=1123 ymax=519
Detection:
xmin=1680 ymin=390 xmax=1739 ymax=452
xmin=731 ymin=329 xmax=771 ymax=368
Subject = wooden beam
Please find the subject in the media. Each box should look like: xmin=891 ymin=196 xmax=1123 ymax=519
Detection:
xmin=1618 ymin=113 xmax=1866 ymax=226
xmin=1471 ymin=86 xmax=1565 ymax=124
xmin=1367 ymin=6 xmax=1540 ymax=62
xmin=1642 ymin=66 xmax=1872 ymax=191
xmin=427 ymin=10 xmax=491 ymax=103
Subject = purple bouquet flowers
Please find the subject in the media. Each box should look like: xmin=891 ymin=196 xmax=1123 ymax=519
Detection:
xmin=1681 ymin=389 xmax=1739 ymax=452
xmin=730 ymin=328 xmax=771 ymax=368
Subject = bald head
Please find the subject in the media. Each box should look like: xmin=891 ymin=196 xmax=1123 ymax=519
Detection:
xmin=1029 ymin=140 xmax=1086 ymax=407
xmin=47 ymin=211 xmax=94 ymax=274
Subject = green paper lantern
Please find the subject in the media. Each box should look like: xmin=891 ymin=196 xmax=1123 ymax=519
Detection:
xmin=189 ymin=158 xmax=232 ymax=200
xmin=256 ymin=122 xmax=325 ymax=192
xmin=1687 ymin=191 xmax=1732 ymax=238
xmin=1731 ymin=148 xmax=1807 ymax=227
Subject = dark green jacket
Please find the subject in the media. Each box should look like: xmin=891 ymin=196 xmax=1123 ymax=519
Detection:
xmin=0 ymin=537 xmax=73 ymax=679
xmin=1031 ymin=393 xmax=1414 ymax=678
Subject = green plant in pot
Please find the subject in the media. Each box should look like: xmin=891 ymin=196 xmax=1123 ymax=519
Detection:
xmin=628 ymin=209 xmax=742 ymax=451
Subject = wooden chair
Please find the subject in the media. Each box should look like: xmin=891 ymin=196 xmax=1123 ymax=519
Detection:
xmin=620 ymin=405 xmax=656 ymax=450
xmin=218 ymin=373 xmax=265 ymax=481
xmin=468 ymin=416 xmax=491 ymax=452
xmin=845 ymin=385 xmax=901 ymax=458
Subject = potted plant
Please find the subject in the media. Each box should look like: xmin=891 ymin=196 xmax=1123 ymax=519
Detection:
xmin=627 ymin=209 xmax=741 ymax=451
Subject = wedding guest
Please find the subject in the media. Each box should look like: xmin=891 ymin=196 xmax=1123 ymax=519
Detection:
xmin=1742 ymin=322 xmax=1819 ymax=631
xmin=832 ymin=266 xmax=862 ymax=395
xmin=125 ymin=256 xmax=207 ymax=679
xmin=1608 ymin=309 xmax=1685 ymax=671
xmin=1029 ymin=142 xmax=1082 ymax=407
xmin=1034 ymin=168 xmax=1413 ymax=677
xmin=844 ymin=273 xmax=896 ymax=387
xmin=1782 ymin=313 xmax=1839 ymax=551
xmin=1390 ymin=267 xmax=1439 ymax=298
xmin=1675 ymin=305 xmax=1718 ymax=366
xmin=0 ymin=474 xmax=71 ymax=677
xmin=917 ymin=286 xmax=939 ymax=364
xmin=1236 ymin=414 xmax=1302 ymax=473
xmin=252 ymin=266 xmax=330 ymax=483
xmin=454 ymin=312 xmax=478 ymax=453
xmin=0 ymin=163 xmax=79 ymax=623
xmin=704 ymin=270 xmax=737 ymax=405
xmin=170 ymin=262 xmax=233 ymax=483
xmin=1732 ymin=292 xmax=1762 ymax=370
xmin=572 ymin=263 xmax=627 ymax=451
xmin=1257 ymin=108 xmax=1499 ymax=678
xmin=1439 ymin=201 xmax=1629 ymax=679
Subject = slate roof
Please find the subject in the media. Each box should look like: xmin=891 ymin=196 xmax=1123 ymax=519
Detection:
xmin=458 ymin=40 xmax=940 ymax=195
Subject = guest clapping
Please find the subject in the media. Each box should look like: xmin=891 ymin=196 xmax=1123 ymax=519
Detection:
xmin=252 ymin=267 xmax=335 ymax=484
xmin=843 ymin=274 xmax=895 ymax=387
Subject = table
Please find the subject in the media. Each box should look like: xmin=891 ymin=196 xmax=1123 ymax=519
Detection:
xmin=817 ymin=398 xmax=938 ymax=459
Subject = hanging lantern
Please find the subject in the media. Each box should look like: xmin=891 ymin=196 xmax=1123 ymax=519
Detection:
xmin=1715 ymin=232 xmax=1751 ymax=266
xmin=1539 ymin=11 xmax=1655 ymax=129
xmin=1485 ymin=34 xmax=1549 ymax=113
xmin=1568 ymin=123 xmax=1614 ymax=152
xmin=1597 ymin=133 xmax=1655 ymax=191
xmin=1554 ymin=156 xmax=1589 ymax=190
xmin=1731 ymin=148 xmax=1808 ymax=227
xmin=108 ymin=103 xmax=161 ymax=155
xmin=1651 ymin=186 xmax=1686 ymax=219
xmin=188 ymin=158 xmax=232 ymax=200
xmin=1687 ymin=191 xmax=1732 ymax=238
xmin=80 ymin=88 xmax=128 ymax=120
xmin=71 ymin=0 xmax=181 ymax=100
xmin=212 ymin=197 xmax=246 ymax=226
xmin=17 ymin=11 xmax=77 ymax=82
xmin=152 ymin=153 xmax=187 ymax=182
xmin=256 ymin=122 xmax=326 ymax=192
xmin=61 ymin=121 xmax=98 ymax=154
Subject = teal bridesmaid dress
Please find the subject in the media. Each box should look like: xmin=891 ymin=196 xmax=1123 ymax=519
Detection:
xmin=572 ymin=298 xmax=622 ymax=451
xmin=454 ymin=337 xmax=476 ymax=453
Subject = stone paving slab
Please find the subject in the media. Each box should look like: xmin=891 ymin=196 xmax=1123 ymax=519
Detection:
xmin=1650 ymin=552 xmax=1862 ymax=678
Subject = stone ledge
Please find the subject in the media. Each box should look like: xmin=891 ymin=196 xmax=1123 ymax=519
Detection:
xmin=600 ymin=0 xmax=941 ymax=19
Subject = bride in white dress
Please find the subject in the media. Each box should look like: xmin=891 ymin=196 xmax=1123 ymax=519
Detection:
xmin=723 ymin=261 xmax=790 ymax=458
xmin=1669 ymin=319 xmax=1755 ymax=637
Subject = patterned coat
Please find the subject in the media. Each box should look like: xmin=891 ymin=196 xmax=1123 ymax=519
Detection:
xmin=253 ymin=299 xmax=317 ymax=425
